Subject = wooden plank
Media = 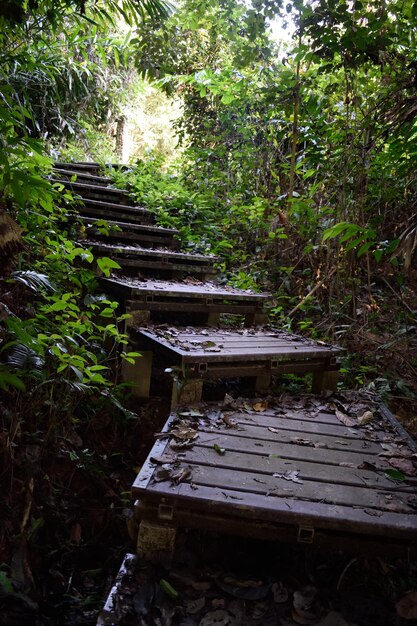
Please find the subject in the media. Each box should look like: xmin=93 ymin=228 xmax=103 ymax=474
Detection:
xmin=137 ymin=328 xmax=340 ymax=362
xmin=51 ymin=178 xmax=130 ymax=197
xmin=100 ymin=277 xmax=269 ymax=302
xmin=229 ymin=411 xmax=398 ymax=444
xmin=228 ymin=411 xmax=366 ymax=436
xmin=183 ymin=464 xmax=413 ymax=512
xmin=196 ymin=422 xmax=383 ymax=454
xmin=85 ymin=243 xmax=216 ymax=264
xmin=182 ymin=446 xmax=414 ymax=492
xmin=194 ymin=431 xmax=384 ymax=465
xmin=133 ymin=481 xmax=417 ymax=541
xmin=132 ymin=396 xmax=417 ymax=543
xmin=78 ymin=198 xmax=151 ymax=218
xmin=118 ymin=259 xmax=217 ymax=275
xmin=79 ymin=216 xmax=177 ymax=236
xmin=53 ymin=167 xmax=113 ymax=185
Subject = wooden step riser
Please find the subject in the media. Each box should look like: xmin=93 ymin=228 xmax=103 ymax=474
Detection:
xmin=99 ymin=278 xmax=270 ymax=304
xmin=52 ymin=179 xmax=132 ymax=205
xmin=78 ymin=205 xmax=154 ymax=227
xmin=74 ymin=188 xmax=130 ymax=205
xmin=54 ymin=162 xmax=103 ymax=174
xmin=109 ymin=258 xmax=216 ymax=276
xmin=53 ymin=168 xmax=113 ymax=186
xmin=84 ymin=229 xmax=178 ymax=249
xmin=77 ymin=204 xmax=153 ymax=225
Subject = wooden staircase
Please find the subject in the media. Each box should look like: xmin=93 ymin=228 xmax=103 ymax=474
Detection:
xmin=51 ymin=162 xmax=417 ymax=625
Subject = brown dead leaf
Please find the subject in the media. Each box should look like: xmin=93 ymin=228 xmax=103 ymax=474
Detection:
xmin=357 ymin=410 xmax=374 ymax=426
xmin=170 ymin=440 xmax=196 ymax=450
xmin=222 ymin=414 xmax=238 ymax=428
xmin=190 ymin=581 xmax=211 ymax=592
xmin=293 ymin=586 xmax=317 ymax=611
xmin=170 ymin=424 xmax=198 ymax=440
xmin=154 ymin=467 xmax=171 ymax=482
xmin=171 ymin=467 xmax=192 ymax=484
xmin=70 ymin=522 xmax=82 ymax=545
xmin=335 ymin=410 xmax=356 ymax=427
xmin=150 ymin=454 xmax=177 ymax=465
xmin=388 ymin=457 xmax=417 ymax=476
xmin=224 ymin=576 xmax=263 ymax=588
xmin=384 ymin=499 xmax=409 ymax=513
xmin=358 ymin=461 xmax=378 ymax=472
xmin=291 ymin=437 xmax=314 ymax=447
xmin=253 ymin=400 xmax=268 ymax=412
xmin=363 ymin=508 xmax=383 ymax=517
xmin=272 ymin=581 xmax=289 ymax=603
xmin=273 ymin=470 xmax=303 ymax=484
xmin=186 ymin=597 xmax=205 ymax=614
xmin=396 ymin=590 xmax=417 ymax=620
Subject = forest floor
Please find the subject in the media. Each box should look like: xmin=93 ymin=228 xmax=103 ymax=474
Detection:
xmin=1 ymin=275 xmax=416 ymax=625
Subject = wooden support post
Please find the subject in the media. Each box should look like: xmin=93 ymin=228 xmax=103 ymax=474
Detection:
xmin=312 ymin=370 xmax=339 ymax=394
xmin=244 ymin=312 xmax=268 ymax=327
xmin=137 ymin=519 xmax=176 ymax=562
xmin=125 ymin=302 xmax=151 ymax=331
xmin=207 ymin=312 xmax=220 ymax=327
xmin=171 ymin=378 xmax=204 ymax=408
xmin=121 ymin=350 xmax=153 ymax=397
xmin=255 ymin=372 xmax=271 ymax=393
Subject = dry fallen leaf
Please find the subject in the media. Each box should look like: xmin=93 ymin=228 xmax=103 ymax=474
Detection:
xmin=150 ymin=454 xmax=177 ymax=465
xmin=154 ymin=467 xmax=171 ymax=482
xmin=293 ymin=586 xmax=317 ymax=611
xmin=335 ymin=410 xmax=356 ymax=427
xmin=170 ymin=425 xmax=199 ymax=440
xmin=222 ymin=414 xmax=238 ymax=428
xmin=388 ymin=457 xmax=416 ymax=476
xmin=253 ymin=401 xmax=268 ymax=412
xmin=185 ymin=597 xmax=205 ymax=614
xmin=357 ymin=410 xmax=374 ymax=426
xmin=291 ymin=437 xmax=314 ymax=447
xmin=171 ymin=467 xmax=192 ymax=484
xmin=396 ymin=590 xmax=417 ymax=620
xmin=273 ymin=470 xmax=303 ymax=484
xmin=272 ymin=581 xmax=289 ymax=603
xmin=200 ymin=609 xmax=238 ymax=626
xmin=363 ymin=508 xmax=383 ymax=517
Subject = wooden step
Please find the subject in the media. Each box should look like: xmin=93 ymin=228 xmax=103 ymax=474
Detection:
xmin=75 ymin=197 xmax=153 ymax=225
xmin=80 ymin=215 xmax=178 ymax=245
xmin=53 ymin=167 xmax=113 ymax=186
xmin=129 ymin=326 xmax=341 ymax=403
xmin=51 ymin=178 xmax=132 ymax=205
xmin=132 ymin=393 xmax=417 ymax=552
xmin=78 ymin=217 xmax=179 ymax=249
xmin=54 ymin=161 xmax=104 ymax=174
xmin=100 ymin=277 xmax=269 ymax=325
xmin=84 ymin=241 xmax=218 ymax=279
xmin=54 ymin=161 xmax=126 ymax=174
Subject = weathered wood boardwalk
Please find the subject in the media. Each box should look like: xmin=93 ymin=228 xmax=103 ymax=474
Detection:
xmin=133 ymin=393 xmax=417 ymax=552
xmin=51 ymin=161 xmax=416 ymax=570
xmin=134 ymin=326 xmax=341 ymax=402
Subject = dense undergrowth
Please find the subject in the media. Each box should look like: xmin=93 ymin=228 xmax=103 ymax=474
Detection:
xmin=112 ymin=157 xmax=417 ymax=435
xmin=1 ymin=0 xmax=417 ymax=623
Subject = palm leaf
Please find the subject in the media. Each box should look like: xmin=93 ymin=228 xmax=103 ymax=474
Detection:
xmin=11 ymin=270 xmax=56 ymax=293
xmin=7 ymin=343 xmax=44 ymax=371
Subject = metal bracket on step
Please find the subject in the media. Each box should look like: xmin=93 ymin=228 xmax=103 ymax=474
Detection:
xmin=297 ymin=525 xmax=315 ymax=544
xmin=158 ymin=504 xmax=174 ymax=521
